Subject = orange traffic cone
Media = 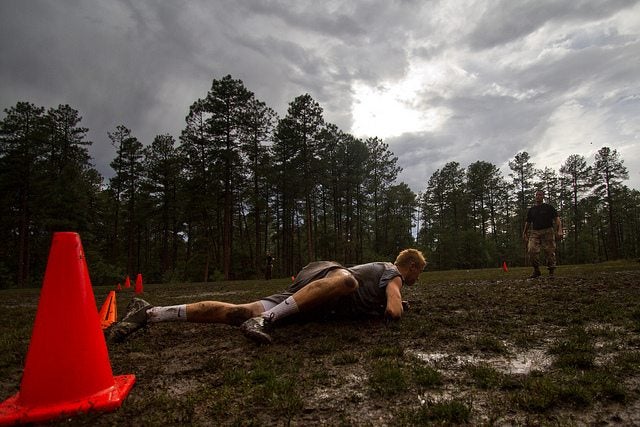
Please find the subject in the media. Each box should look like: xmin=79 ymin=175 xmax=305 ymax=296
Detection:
xmin=134 ymin=274 xmax=143 ymax=295
xmin=502 ymin=261 xmax=509 ymax=272
xmin=116 ymin=283 xmax=122 ymax=292
xmin=99 ymin=291 xmax=118 ymax=329
xmin=0 ymin=232 xmax=135 ymax=425
xmin=124 ymin=275 xmax=131 ymax=288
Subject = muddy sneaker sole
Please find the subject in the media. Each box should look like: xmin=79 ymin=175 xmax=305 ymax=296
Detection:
xmin=240 ymin=316 xmax=273 ymax=344
xmin=105 ymin=298 xmax=152 ymax=343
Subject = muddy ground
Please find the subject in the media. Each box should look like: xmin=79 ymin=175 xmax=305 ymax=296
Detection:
xmin=2 ymin=265 xmax=640 ymax=425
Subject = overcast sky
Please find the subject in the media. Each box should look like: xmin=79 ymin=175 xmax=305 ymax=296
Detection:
xmin=1 ymin=0 xmax=639 ymax=193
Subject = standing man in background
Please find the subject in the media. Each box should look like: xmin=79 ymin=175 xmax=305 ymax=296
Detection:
xmin=265 ymin=251 xmax=274 ymax=280
xmin=522 ymin=190 xmax=563 ymax=278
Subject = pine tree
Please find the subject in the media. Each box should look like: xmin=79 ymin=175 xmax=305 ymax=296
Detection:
xmin=273 ymin=94 xmax=324 ymax=272
xmin=560 ymin=154 xmax=591 ymax=263
xmin=180 ymin=99 xmax=219 ymax=281
xmin=240 ymin=97 xmax=277 ymax=273
xmin=143 ymin=134 xmax=183 ymax=279
xmin=592 ymin=146 xmax=629 ymax=259
xmin=364 ymin=137 xmax=401 ymax=256
xmin=205 ymin=75 xmax=254 ymax=279
xmin=108 ymin=125 xmax=144 ymax=275
xmin=0 ymin=102 xmax=47 ymax=287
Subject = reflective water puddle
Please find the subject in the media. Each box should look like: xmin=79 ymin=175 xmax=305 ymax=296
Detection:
xmin=408 ymin=348 xmax=551 ymax=375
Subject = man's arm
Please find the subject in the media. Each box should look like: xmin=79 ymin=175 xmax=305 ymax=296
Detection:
xmin=385 ymin=277 xmax=404 ymax=320
xmin=522 ymin=221 xmax=530 ymax=242
xmin=555 ymin=216 xmax=563 ymax=240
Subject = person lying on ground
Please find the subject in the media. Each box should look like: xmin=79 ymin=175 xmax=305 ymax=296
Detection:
xmin=105 ymin=248 xmax=427 ymax=344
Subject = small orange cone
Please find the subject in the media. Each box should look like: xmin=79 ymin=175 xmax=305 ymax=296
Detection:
xmin=99 ymin=291 xmax=118 ymax=329
xmin=0 ymin=232 xmax=135 ymax=425
xmin=502 ymin=261 xmax=509 ymax=272
xmin=124 ymin=275 xmax=131 ymax=288
xmin=116 ymin=283 xmax=122 ymax=292
xmin=134 ymin=274 xmax=143 ymax=295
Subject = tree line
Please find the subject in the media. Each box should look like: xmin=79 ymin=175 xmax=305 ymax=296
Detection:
xmin=1 ymin=75 xmax=638 ymax=288
xmin=418 ymin=150 xmax=638 ymax=270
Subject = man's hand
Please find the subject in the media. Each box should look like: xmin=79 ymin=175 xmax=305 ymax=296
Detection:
xmin=385 ymin=303 xmax=403 ymax=320
xmin=556 ymin=231 xmax=563 ymax=241
xmin=522 ymin=232 xmax=528 ymax=242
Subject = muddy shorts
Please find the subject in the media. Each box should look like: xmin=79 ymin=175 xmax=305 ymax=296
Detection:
xmin=259 ymin=261 xmax=347 ymax=310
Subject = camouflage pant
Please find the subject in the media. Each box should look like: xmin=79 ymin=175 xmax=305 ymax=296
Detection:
xmin=527 ymin=227 xmax=556 ymax=269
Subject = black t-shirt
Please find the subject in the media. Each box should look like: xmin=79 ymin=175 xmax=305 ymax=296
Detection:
xmin=526 ymin=203 xmax=558 ymax=230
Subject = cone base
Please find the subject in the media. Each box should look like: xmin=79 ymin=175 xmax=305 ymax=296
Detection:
xmin=0 ymin=374 xmax=135 ymax=426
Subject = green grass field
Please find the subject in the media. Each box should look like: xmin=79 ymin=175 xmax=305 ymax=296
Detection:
xmin=2 ymin=261 xmax=640 ymax=425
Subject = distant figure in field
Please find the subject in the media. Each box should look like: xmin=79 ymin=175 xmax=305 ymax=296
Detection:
xmin=106 ymin=249 xmax=426 ymax=344
xmin=265 ymin=251 xmax=274 ymax=280
xmin=522 ymin=190 xmax=563 ymax=278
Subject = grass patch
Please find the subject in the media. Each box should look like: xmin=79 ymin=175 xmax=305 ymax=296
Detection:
xmin=412 ymin=365 xmax=443 ymax=388
xmin=369 ymin=345 xmax=404 ymax=358
xmin=549 ymin=327 xmax=596 ymax=370
xmin=513 ymin=373 xmax=560 ymax=412
xmin=467 ymin=363 xmax=504 ymax=389
xmin=512 ymin=368 xmax=628 ymax=413
xmin=368 ymin=360 xmax=407 ymax=396
xmin=402 ymin=398 xmax=472 ymax=425
xmin=611 ymin=351 xmax=640 ymax=376
xmin=257 ymin=377 xmax=304 ymax=418
xmin=333 ymin=352 xmax=359 ymax=366
xmin=473 ymin=335 xmax=509 ymax=354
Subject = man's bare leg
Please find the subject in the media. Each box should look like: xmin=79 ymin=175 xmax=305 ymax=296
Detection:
xmin=146 ymin=301 xmax=264 ymax=326
xmin=108 ymin=299 xmax=264 ymax=343
xmin=289 ymin=268 xmax=358 ymax=310
xmin=184 ymin=301 xmax=264 ymax=325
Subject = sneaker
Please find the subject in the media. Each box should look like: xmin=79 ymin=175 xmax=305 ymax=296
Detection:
xmin=122 ymin=298 xmax=152 ymax=324
xmin=240 ymin=315 xmax=274 ymax=344
xmin=529 ymin=269 xmax=541 ymax=279
xmin=105 ymin=298 xmax=152 ymax=343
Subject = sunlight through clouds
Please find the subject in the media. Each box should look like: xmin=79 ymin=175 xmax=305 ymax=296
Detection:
xmin=351 ymin=62 xmax=452 ymax=139
xmin=351 ymin=82 xmax=425 ymax=138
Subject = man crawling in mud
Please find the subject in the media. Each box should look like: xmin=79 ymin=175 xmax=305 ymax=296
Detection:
xmin=106 ymin=248 xmax=426 ymax=344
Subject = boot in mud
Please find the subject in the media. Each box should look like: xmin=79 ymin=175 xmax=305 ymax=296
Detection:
xmin=529 ymin=267 xmax=541 ymax=279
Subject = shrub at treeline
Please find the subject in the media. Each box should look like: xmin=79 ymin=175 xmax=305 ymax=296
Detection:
xmin=0 ymin=75 xmax=638 ymax=288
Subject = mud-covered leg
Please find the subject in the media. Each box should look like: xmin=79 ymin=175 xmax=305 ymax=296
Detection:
xmin=185 ymin=301 xmax=264 ymax=325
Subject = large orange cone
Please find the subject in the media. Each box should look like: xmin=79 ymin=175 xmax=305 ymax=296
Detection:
xmin=124 ymin=275 xmax=131 ymax=288
xmin=99 ymin=291 xmax=118 ymax=329
xmin=134 ymin=274 xmax=143 ymax=295
xmin=0 ymin=232 xmax=135 ymax=425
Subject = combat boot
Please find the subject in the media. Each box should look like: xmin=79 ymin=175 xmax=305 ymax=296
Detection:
xmin=529 ymin=267 xmax=541 ymax=279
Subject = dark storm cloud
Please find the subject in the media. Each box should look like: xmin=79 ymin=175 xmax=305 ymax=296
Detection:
xmin=235 ymin=0 xmax=368 ymax=40
xmin=466 ymin=0 xmax=639 ymax=50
